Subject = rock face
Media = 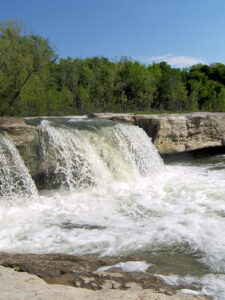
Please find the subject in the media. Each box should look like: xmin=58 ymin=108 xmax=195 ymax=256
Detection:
xmin=1 ymin=113 xmax=225 ymax=184
xmin=91 ymin=112 xmax=225 ymax=154
xmin=0 ymin=118 xmax=46 ymax=188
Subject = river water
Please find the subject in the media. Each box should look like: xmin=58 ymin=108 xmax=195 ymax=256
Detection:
xmin=0 ymin=119 xmax=225 ymax=299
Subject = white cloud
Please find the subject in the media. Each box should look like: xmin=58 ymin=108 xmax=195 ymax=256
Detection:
xmin=135 ymin=54 xmax=205 ymax=68
xmin=150 ymin=54 xmax=172 ymax=61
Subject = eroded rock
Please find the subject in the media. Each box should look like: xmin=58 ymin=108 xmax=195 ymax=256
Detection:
xmin=1 ymin=113 xmax=225 ymax=187
xmin=0 ymin=253 xmax=209 ymax=299
xmin=92 ymin=113 xmax=225 ymax=154
xmin=0 ymin=264 xmax=209 ymax=300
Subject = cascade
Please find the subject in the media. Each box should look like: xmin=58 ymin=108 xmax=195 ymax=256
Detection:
xmin=40 ymin=119 xmax=164 ymax=189
xmin=0 ymin=132 xmax=37 ymax=198
xmin=1 ymin=119 xmax=225 ymax=298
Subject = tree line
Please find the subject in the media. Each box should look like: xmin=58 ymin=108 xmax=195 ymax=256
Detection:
xmin=1 ymin=20 xmax=225 ymax=116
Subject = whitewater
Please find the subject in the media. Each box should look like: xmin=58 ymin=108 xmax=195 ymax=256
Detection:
xmin=0 ymin=118 xmax=225 ymax=299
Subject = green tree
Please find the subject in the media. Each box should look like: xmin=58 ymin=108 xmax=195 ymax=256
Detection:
xmin=156 ymin=62 xmax=188 ymax=111
xmin=0 ymin=20 xmax=56 ymax=115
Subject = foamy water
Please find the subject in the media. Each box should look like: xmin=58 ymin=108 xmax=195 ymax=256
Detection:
xmin=0 ymin=132 xmax=37 ymax=198
xmin=159 ymin=273 xmax=225 ymax=300
xmin=98 ymin=261 xmax=152 ymax=272
xmin=0 ymin=119 xmax=225 ymax=299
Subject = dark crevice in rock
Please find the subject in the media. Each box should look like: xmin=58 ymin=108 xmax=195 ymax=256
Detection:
xmin=162 ymin=145 xmax=225 ymax=163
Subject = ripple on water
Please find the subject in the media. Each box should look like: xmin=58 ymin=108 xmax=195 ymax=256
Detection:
xmin=1 ymin=154 xmax=225 ymax=299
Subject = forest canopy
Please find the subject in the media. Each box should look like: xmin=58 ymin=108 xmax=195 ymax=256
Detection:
xmin=1 ymin=20 xmax=225 ymax=116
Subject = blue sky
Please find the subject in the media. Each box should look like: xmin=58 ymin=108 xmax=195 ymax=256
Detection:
xmin=1 ymin=0 xmax=225 ymax=67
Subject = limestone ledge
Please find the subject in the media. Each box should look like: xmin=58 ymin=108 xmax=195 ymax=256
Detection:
xmin=91 ymin=112 xmax=225 ymax=155
xmin=0 ymin=253 xmax=209 ymax=300
xmin=0 ymin=265 xmax=208 ymax=300
xmin=1 ymin=113 xmax=225 ymax=183
xmin=1 ymin=112 xmax=225 ymax=155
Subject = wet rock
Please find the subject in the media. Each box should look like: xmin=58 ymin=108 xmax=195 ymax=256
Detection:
xmin=1 ymin=113 xmax=225 ymax=187
xmin=0 ymin=263 xmax=210 ymax=300
xmin=0 ymin=252 xmax=210 ymax=299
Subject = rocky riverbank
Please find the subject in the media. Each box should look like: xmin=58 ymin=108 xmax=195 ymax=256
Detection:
xmin=0 ymin=253 xmax=209 ymax=299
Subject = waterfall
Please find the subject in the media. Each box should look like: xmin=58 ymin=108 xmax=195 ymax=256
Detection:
xmin=1 ymin=119 xmax=225 ymax=299
xmin=40 ymin=119 xmax=164 ymax=189
xmin=0 ymin=119 xmax=163 ymax=195
xmin=0 ymin=132 xmax=37 ymax=198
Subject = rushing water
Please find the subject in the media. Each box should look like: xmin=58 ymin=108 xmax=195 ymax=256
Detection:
xmin=0 ymin=119 xmax=225 ymax=299
xmin=0 ymin=132 xmax=37 ymax=198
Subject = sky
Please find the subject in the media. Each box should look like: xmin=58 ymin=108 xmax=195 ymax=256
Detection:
xmin=1 ymin=0 xmax=225 ymax=68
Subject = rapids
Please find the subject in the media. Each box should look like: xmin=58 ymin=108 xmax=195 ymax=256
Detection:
xmin=0 ymin=118 xmax=225 ymax=299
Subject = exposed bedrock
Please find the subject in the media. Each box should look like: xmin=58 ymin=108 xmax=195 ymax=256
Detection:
xmin=0 ymin=117 xmax=55 ymax=188
xmin=1 ymin=113 xmax=225 ymax=185
xmin=0 ymin=252 xmax=209 ymax=299
xmin=92 ymin=112 xmax=225 ymax=155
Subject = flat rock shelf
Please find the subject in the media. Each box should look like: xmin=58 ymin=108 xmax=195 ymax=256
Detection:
xmin=0 ymin=253 xmax=209 ymax=300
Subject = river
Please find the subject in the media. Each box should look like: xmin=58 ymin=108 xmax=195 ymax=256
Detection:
xmin=0 ymin=118 xmax=225 ymax=299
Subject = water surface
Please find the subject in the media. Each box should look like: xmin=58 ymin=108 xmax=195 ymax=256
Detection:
xmin=0 ymin=119 xmax=225 ymax=299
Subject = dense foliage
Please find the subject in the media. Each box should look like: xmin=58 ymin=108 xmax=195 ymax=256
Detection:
xmin=1 ymin=20 xmax=225 ymax=116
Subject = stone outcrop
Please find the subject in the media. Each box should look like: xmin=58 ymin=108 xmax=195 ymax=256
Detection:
xmin=0 ymin=117 xmax=46 ymax=187
xmin=0 ymin=253 xmax=209 ymax=300
xmin=1 ymin=113 xmax=225 ymax=184
xmin=91 ymin=112 xmax=225 ymax=155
